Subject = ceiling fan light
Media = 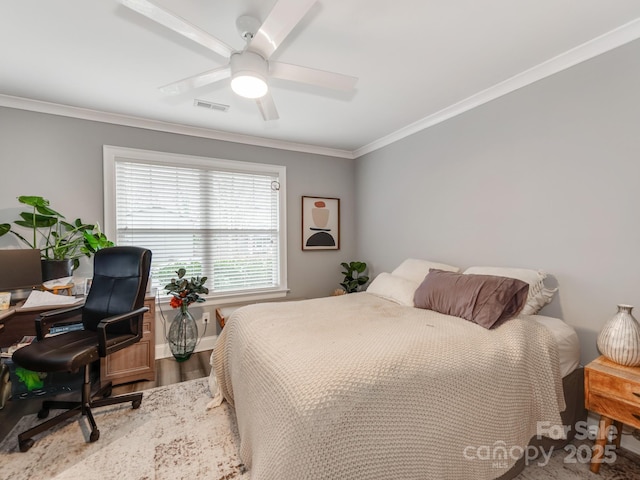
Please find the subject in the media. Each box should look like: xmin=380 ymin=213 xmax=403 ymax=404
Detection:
xmin=231 ymin=74 xmax=268 ymax=99
xmin=230 ymin=51 xmax=269 ymax=99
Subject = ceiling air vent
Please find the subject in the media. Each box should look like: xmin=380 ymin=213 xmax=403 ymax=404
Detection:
xmin=193 ymin=99 xmax=229 ymax=112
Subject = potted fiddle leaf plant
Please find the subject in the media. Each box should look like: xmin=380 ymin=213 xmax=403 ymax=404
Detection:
xmin=0 ymin=196 xmax=114 ymax=280
xmin=339 ymin=261 xmax=369 ymax=293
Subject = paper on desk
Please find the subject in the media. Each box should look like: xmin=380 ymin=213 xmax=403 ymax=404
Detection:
xmin=42 ymin=277 xmax=74 ymax=289
xmin=21 ymin=290 xmax=81 ymax=309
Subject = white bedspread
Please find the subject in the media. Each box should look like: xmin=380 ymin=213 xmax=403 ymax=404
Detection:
xmin=212 ymin=293 xmax=566 ymax=480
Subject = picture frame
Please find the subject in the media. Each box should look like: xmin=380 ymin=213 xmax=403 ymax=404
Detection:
xmin=302 ymin=196 xmax=340 ymax=250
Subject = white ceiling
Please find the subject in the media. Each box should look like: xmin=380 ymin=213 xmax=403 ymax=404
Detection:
xmin=2 ymin=0 xmax=640 ymax=158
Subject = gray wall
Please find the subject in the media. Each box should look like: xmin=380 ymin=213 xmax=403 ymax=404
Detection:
xmin=356 ymin=39 xmax=640 ymax=365
xmin=5 ymin=37 xmax=640 ymax=362
xmin=0 ymin=107 xmax=356 ymax=334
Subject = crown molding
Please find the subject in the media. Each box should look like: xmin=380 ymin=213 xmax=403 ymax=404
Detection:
xmin=0 ymin=94 xmax=355 ymax=159
xmin=2 ymin=16 xmax=640 ymax=161
xmin=353 ymin=17 xmax=640 ymax=159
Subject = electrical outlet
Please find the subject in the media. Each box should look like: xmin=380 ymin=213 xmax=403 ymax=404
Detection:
xmin=202 ymin=312 xmax=210 ymax=324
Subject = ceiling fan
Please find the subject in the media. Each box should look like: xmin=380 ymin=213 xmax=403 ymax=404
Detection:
xmin=119 ymin=0 xmax=358 ymax=121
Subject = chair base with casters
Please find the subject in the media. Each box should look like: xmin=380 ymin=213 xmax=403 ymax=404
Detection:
xmin=11 ymin=246 xmax=152 ymax=452
xmin=17 ymin=364 xmax=143 ymax=452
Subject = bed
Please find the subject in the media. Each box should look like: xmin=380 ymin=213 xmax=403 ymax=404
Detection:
xmin=209 ymin=261 xmax=584 ymax=480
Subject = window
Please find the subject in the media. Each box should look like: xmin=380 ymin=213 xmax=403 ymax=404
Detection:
xmin=103 ymin=146 xmax=287 ymax=303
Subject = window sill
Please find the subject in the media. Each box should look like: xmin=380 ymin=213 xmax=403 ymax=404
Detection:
xmin=155 ymin=288 xmax=290 ymax=307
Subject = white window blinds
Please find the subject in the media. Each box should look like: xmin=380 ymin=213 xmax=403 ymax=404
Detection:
xmin=104 ymin=146 xmax=286 ymax=299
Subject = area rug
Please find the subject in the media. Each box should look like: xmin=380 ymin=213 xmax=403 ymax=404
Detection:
xmin=0 ymin=378 xmax=247 ymax=480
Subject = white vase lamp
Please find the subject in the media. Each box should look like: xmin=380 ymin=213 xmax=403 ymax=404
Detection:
xmin=597 ymin=304 xmax=640 ymax=367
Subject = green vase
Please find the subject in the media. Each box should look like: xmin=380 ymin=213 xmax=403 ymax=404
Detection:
xmin=168 ymin=305 xmax=198 ymax=362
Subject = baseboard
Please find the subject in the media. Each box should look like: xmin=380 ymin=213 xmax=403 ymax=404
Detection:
xmin=586 ymin=412 xmax=640 ymax=456
xmin=155 ymin=334 xmax=218 ymax=360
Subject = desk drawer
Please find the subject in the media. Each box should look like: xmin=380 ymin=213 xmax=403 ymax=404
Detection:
xmin=100 ymin=294 xmax=156 ymax=386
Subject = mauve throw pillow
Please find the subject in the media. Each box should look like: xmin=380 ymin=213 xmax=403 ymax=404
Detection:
xmin=413 ymin=269 xmax=529 ymax=329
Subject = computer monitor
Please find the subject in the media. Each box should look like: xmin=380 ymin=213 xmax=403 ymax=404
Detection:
xmin=0 ymin=249 xmax=43 ymax=302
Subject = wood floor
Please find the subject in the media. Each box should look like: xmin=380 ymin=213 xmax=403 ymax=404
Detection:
xmin=0 ymin=349 xmax=212 ymax=442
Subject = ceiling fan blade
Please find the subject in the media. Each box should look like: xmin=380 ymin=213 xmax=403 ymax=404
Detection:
xmin=119 ymin=0 xmax=234 ymax=59
xmin=256 ymin=92 xmax=279 ymax=121
xmin=248 ymin=0 xmax=317 ymax=59
xmin=159 ymin=66 xmax=231 ymax=95
xmin=270 ymin=62 xmax=357 ymax=91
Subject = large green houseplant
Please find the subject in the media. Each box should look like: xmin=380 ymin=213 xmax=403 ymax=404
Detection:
xmin=0 ymin=196 xmax=114 ymax=279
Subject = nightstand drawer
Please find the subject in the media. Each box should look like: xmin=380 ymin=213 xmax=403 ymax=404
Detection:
xmin=587 ymin=392 xmax=640 ymax=430
xmin=584 ymin=356 xmax=640 ymax=474
xmin=588 ymin=369 xmax=640 ymax=404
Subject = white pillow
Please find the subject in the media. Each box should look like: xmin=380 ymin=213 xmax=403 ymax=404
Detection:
xmin=462 ymin=266 xmax=558 ymax=315
xmin=392 ymin=258 xmax=459 ymax=284
xmin=366 ymin=272 xmax=419 ymax=306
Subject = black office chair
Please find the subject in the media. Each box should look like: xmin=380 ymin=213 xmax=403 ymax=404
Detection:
xmin=12 ymin=246 xmax=152 ymax=452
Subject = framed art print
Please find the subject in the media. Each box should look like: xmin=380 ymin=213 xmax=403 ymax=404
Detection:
xmin=302 ymin=196 xmax=340 ymax=250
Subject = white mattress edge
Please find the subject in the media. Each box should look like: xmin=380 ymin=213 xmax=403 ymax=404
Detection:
xmin=530 ymin=314 xmax=581 ymax=378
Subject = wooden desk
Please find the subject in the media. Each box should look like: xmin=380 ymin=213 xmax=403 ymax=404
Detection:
xmin=0 ymin=295 xmax=156 ymax=386
xmin=0 ymin=304 xmax=74 ymax=348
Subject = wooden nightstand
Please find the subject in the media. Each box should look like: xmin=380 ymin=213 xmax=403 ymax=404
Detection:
xmin=584 ymin=355 xmax=640 ymax=473
xmin=215 ymin=306 xmax=237 ymax=329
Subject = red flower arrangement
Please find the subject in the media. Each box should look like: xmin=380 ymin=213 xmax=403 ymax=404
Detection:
xmin=164 ymin=268 xmax=209 ymax=312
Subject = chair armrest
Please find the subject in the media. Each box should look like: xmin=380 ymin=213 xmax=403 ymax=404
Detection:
xmin=96 ymin=306 xmax=149 ymax=357
xmin=35 ymin=305 xmax=84 ymax=340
